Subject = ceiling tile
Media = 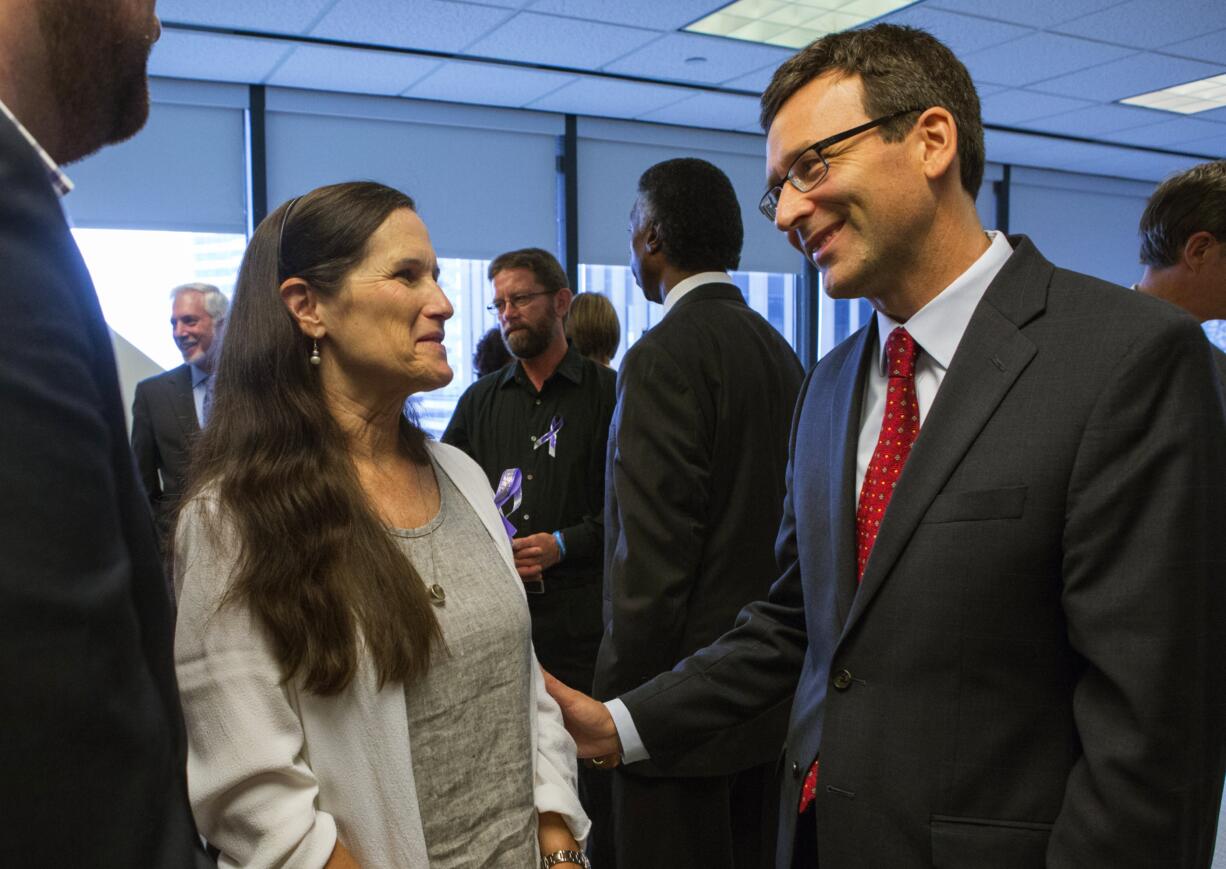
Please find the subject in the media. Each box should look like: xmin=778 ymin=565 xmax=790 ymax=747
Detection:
xmin=1161 ymin=29 xmax=1226 ymax=65
xmin=962 ymin=32 xmax=1133 ymax=87
xmin=983 ymin=129 xmax=1049 ymax=164
xmin=637 ymin=92 xmax=763 ymax=130
xmin=1052 ymin=0 xmax=1226 ymax=49
xmin=926 ymin=0 xmax=1123 ymax=27
xmin=149 ymin=30 xmax=294 ymax=83
xmin=155 ymin=0 xmax=338 ymax=34
xmin=1107 ymin=116 xmax=1226 ymax=148
xmin=980 ymin=90 xmax=1095 ymax=124
xmin=463 ymin=12 xmax=661 ymax=69
xmin=525 ymin=77 xmax=693 ymax=118
xmin=1029 ymin=52 xmax=1220 ymax=102
xmin=1058 ymin=148 xmax=1209 ymax=182
xmin=874 ymin=6 xmax=1032 ymax=57
xmin=267 ymin=45 xmax=440 ymax=94
xmin=1176 ymin=132 xmax=1226 ymax=156
xmin=721 ymin=64 xmax=779 ymax=95
xmin=1021 ymin=103 xmax=1170 ymax=137
xmin=405 ymin=60 xmax=576 ymax=107
xmin=603 ymin=32 xmax=791 ymax=86
xmin=526 ymin=0 xmax=728 ymax=31
xmin=310 ymin=0 xmax=514 ymax=53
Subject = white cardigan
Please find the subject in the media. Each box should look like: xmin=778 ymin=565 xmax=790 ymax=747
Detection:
xmin=174 ymin=441 xmax=589 ymax=868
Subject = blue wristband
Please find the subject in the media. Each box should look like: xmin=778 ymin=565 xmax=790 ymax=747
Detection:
xmin=552 ymin=530 xmax=567 ymax=562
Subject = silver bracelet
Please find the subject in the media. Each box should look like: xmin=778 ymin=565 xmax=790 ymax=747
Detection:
xmin=541 ymin=849 xmax=591 ymax=869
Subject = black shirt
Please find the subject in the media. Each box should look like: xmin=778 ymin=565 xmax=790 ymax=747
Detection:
xmin=442 ymin=346 xmax=616 ymax=581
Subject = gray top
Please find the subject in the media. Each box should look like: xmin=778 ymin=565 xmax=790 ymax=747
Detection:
xmin=393 ymin=464 xmax=537 ymax=868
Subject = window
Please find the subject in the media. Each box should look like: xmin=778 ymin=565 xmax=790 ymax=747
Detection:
xmin=578 ymin=265 xmax=800 ymax=370
xmin=72 ymin=228 xmax=246 ymax=370
xmin=1205 ymin=321 xmax=1226 ymax=353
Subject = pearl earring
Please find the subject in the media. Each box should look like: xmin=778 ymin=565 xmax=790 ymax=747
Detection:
xmin=310 ymin=339 xmax=321 ymax=366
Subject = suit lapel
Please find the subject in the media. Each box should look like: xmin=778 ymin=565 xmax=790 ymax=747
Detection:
xmin=169 ymin=365 xmax=200 ymax=435
xmin=842 ymin=238 xmax=1050 ymax=635
xmin=830 ymin=322 xmax=876 ymax=625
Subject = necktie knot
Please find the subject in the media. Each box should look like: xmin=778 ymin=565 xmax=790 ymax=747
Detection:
xmin=885 ymin=327 xmax=919 ymax=379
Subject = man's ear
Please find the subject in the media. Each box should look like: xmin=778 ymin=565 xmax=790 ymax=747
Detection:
xmin=555 ymin=287 xmax=574 ymax=318
xmin=644 ymin=222 xmax=662 ymax=255
xmin=915 ymin=106 xmax=959 ymax=184
xmin=1183 ymin=230 xmax=1218 ymax=272
xmin=280 ymin=277 xmax=326 ymax=338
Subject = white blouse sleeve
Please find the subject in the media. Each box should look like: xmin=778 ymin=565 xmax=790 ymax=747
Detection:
xmin=174 ymin=497 xmax=338 ymax=869
xmin=531 ymin=652 xmax=592 ymax=844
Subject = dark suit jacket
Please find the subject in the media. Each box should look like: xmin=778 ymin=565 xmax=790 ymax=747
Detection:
xmin=0 ymin=114 xmax=207 ymax=865
xmin=621 ymin=238 xmax=1226 ymax=867
xmin=594 ymin=282 xmax=804 ymax=776
xmin=131 ymin=364 xmax=199 ymax=542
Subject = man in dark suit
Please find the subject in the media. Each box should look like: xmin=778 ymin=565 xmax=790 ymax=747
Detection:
xmin=593 ymin=157 xmax=803 ymax=869
xmin=1136 ymin=159 xmax=1226 ymax=383
xmin=549 ymin=24 xmax=1226 ymax=868
xmin=132 ymin=282 xmax=228 ymax=544
xmin=0 ymin=0 xmax=210 ymax=865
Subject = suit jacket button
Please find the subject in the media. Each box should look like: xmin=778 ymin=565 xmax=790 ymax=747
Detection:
xmin=791 ymin=761 xmax=800 ymax=780
xmin=833 ymin=669 xmax=853 ymax=690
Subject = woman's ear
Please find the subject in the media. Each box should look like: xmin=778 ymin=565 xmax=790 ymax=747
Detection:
xmin=280 ymin=277 xmax=325 ymax=338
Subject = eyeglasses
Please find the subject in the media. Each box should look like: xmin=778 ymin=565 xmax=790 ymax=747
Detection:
xmin=758 ymin=107 xmax=926 ymax=222
xmin=486 ymin=290 xmax=556 ymax=314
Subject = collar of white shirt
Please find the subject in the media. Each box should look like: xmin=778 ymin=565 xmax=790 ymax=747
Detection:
xmin=0 ymin=98 xmax=74 ymax=197
xmin=662 ymin=271 xmax=736 ymax=316
xmin=190 ymin=364 xmax=210 ymax=388
xmin=873 ymin=230 xmax=1013 ymax=375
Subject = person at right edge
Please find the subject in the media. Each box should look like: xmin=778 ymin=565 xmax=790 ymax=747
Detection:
xmin=593 ymin=157 xmax=804 ymax=869
xmin=548 ymin=23 xmax=1226 ymax=869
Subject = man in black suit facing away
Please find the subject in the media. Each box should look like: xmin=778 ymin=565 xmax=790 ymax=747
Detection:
xmin=550 ymin=24 xmax=1226 ymax=868
xmin=132 ymin=281 xmax=228 ymax=546
xmin=1136 ymin=159 xmax=1226 ymax=383
xmin=0 ymin=0 xmax=210 ymax=865
xmin=593 ymin=157 xmax=804 ymax=869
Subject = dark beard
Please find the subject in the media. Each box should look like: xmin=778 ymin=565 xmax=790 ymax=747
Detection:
xmin=37 ymin=1 xmax=156 ymax=164
xmin=503 ymin=322 xmax=552 ymax=360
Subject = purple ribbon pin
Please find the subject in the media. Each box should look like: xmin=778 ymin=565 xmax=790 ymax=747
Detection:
xmin=533 ymin=415 xmax=564 ymax=458
xmin=494 ymin=467 xmax=523 ymax=538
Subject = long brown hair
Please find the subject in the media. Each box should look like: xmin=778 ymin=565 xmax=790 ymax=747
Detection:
xmin=183 ymin=181 xmax=441 ymax=695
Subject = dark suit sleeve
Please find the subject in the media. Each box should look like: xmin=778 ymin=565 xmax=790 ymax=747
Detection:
xmin=1049 ymin=319 xmax=1226 ymax=867
xmin=130 ymin=381 xmax=164 ymax=510
xmin=603 ymin=339 xmax=715 ymax=688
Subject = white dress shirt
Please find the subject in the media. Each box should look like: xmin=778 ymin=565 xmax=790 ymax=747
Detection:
xmin=662 ymin=271 xmax=736 ymax=316
xmin=190 ymin=364 xmax=210 ymax=428
xmin=609 ymin=231 xmax=1014 ymax=764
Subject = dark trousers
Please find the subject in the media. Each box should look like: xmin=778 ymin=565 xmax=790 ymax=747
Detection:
xmin=792 ymin=804 xmax=818 ymax=868
xmin=609 ymin=763 xmax=777 ymax=869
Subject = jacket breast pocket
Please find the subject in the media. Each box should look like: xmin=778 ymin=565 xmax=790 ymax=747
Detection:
xmin=930 ymin=815 xmax=1051 ymax=868
xmin=922 ymin=485 xmax=1027 ymax=524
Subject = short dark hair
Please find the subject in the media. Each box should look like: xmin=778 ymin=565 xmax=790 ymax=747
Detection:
xmin=760 ymin=23 xmax=985 ymax=199
xmin=637 ymin=158 xmax=743 ymax=272
xmin=473 ymin=326 xmax=512 ymax=377
xmin=1139 ymin=160 xmax=1226 ymax=268
xmin=488 ymin=247 xmax=569 ymax=292
xmin=566 ymin=292 xmax=620 ymax=363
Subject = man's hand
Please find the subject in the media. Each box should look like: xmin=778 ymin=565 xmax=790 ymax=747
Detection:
xmin=512 ymin=532 xmax=561 ymax=581
xmin=543 ymin=669 xmax=622 ymax=765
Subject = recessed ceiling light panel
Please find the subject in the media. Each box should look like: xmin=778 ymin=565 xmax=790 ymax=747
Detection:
xmin=1121 ymin=73 xmax=1226 ymax=115
xmin=685 ymin=0 xmax=915 ymax=48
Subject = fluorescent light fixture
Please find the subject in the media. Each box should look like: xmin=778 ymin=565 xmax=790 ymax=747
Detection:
xmin=686 ymin=0 xmax=914 ymax=49
xmin=1121 ymin=73 xmax=1226 ymax=115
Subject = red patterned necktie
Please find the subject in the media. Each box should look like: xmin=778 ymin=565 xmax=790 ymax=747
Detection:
xmin=798 ymin=327 xmax=921 ymax=815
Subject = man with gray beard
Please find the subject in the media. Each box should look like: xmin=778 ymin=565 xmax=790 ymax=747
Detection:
xmin=443 ymin=248 xmax=616 ymax=861
xmin=0 ymin=0 xmax=211 ymax=864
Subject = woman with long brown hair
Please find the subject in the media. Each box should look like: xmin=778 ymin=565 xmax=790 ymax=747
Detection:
xmin=173 ymin=181 xmax=588 ymax=868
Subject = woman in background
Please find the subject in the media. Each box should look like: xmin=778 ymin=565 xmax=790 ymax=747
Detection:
xmin=565 ymin=292 xmax=620 ymax=368
xmin=173 ymin=181 xmax=588 ymax=868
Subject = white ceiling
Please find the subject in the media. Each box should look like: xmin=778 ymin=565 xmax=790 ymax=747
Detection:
xmin=150 ymin=0 xmax=1226 ymax=182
